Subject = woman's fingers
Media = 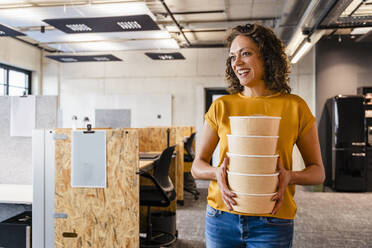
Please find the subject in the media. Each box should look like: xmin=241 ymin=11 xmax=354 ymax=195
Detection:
xmin=217 ymin=156 xmax=237 ymax=209
xmin=276 ymin=156 xmax=284 ymax=171
xmin=271 ymin=193 xmax=282 ymax=215
xmin=271 ymin=157 xmax=288 ymax=215
xmin=221 ymin=156 xmax=229 ymax=169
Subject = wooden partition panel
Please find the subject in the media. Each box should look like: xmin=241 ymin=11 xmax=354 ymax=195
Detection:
xmin=175 ymin=127 xmax=185 ymax=202
xmin=139 ymin=127 xmax=175 ymax=152
xmin=54 ymin=129 xmax=139 ymax=248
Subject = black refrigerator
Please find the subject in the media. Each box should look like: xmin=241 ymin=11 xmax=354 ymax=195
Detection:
xmin=331 ymin=95 xmax=367 ymax=192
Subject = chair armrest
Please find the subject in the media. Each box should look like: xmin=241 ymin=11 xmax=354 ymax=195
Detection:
xmin=136 ymin=170 xmax=171 ymax=204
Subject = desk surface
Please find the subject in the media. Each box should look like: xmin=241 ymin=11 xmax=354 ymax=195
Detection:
xmin=0 ymin=184 xmax=32 ymax=204
xmin=139 ymin=159 xmax=157 ymax=170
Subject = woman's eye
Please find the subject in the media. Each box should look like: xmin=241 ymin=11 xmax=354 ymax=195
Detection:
xmin=242 ymin=51 xmax=251 ymax=56
xmin=229 ymin=55 xmax=236 ymax=61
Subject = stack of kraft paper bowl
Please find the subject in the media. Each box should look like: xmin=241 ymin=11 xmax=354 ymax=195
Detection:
xmin=227 ymin=115 xmax=281 ymax=214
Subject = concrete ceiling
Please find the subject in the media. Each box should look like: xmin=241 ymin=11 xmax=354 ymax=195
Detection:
xmin=0 ymin=0 xmax=370 ymax=54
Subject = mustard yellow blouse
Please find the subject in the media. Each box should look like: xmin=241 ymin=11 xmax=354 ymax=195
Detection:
xmin=205 ymin=92 xmax=315 ymax=219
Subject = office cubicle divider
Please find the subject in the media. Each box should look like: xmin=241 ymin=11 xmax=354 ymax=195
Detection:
xmin=33 ymin=128 xmax=140 ymax=248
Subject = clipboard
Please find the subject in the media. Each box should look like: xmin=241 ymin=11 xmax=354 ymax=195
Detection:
xmin=71 ymin=127 xmax=106 ymax=188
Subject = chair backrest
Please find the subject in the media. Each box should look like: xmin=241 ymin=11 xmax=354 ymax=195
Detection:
xmin=184 ymin=132 xmax=196 ymax=158
xmin=153 ymin=145 xmax=176 ymax=192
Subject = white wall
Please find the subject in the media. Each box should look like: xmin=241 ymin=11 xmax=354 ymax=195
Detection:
xmin=290 ymin=47 xmax=316 ymax=171
xmin=42 ymin=48 xmax=227 ymax=128
xmin=0 ymin=37 xmax=42 ymax=94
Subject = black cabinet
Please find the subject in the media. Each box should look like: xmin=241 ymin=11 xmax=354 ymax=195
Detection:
xmin=0 ymin=211 xmax=32 ymax=248
xmin=367 ymin=148 xmax=372 ymax=192
xmin=334 ymin=149 xmax=367 ymax=192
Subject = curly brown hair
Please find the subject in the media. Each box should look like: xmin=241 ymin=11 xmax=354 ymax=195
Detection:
xmin=225 ymin=23 xmax=291 ymax=94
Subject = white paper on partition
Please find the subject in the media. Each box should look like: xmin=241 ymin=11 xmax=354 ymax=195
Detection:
xmin=71 ymin=130 xmax=106 ymax=188
xmin=10 ymin=96 xmax=36 ymax=137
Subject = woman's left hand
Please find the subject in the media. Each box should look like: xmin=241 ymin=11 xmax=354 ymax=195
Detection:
xmin=271 ymin=158 xmax=291 ymax=215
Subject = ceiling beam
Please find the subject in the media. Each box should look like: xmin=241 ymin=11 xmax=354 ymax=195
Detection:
xmin=158 ymin=17 xmax=279 ymax=26
xmin=158 ymin=0 xmax=191 ymax=46
xmin=155 ymin=10 xmax=225 ymax=16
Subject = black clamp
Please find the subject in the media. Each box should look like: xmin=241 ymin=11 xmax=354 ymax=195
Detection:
xmin=83 ymin=124 xmax=95 ymax=134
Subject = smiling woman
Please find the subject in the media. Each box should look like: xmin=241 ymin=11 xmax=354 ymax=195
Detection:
xmin=191 ymin=23 xmax=325 ymax=248
xmin=225 ymin=24 xmax=291 ymax=95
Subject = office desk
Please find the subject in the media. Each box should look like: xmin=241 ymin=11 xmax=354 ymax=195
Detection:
xmin=139 ymin=152 xmax=160 ymax=171
xmin=139 ymin=160 xmax=155 ymax=170
xmin=0 ymin=184 xmax=32 ymax=204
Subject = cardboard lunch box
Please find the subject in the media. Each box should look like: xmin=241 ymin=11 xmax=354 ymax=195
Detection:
xmin=229 ymin=116 xmax=281 ymax=136
xmin=227 ymin=152 xmax=278 ymax=174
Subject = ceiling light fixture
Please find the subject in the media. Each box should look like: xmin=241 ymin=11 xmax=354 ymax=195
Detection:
xmin=117 ymin=21 xmax=142 ymax=30
xmin=291 ymin=39 xmax=312 ymax=64
xmin=43 ymin=15 xmax=159 ymax=33
xmin=46 ymin=54 xmax=122 ymax=63
xmin=145 ymin=52 xmax=185 ymax=60
xmin=0 ymin=24 xmax=25 ymax=36
xmin=290 ymin=29 xmax=325 ymax=64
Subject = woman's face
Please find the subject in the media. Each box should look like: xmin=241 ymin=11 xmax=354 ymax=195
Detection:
xmin=229 ymin=34 xmax=265 ymax=88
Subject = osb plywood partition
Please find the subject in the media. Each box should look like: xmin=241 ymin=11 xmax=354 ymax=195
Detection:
xmin=54 ymin=128 xmax=139 ymax=248
xmin=175 ymin=127 xmax=185 ymax=202
xmin=138 ymin=127 xmax=176 ymax=152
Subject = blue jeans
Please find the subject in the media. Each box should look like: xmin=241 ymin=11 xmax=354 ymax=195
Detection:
xmin=205 ymin=205 xmax=293 ymax=248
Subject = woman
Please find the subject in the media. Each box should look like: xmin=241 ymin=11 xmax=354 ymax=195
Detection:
xmin=191 ymin=23 xmax=325 ymax=247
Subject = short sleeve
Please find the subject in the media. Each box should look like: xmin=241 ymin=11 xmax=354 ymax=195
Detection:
xmin=205 ymin=100 xmax=219 ymax=133
xmin=298 ymin=98 xmax=316 ymax=139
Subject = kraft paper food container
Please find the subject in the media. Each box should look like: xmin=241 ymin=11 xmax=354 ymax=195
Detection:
xmin=232 ymin=192 xmax=276 ymax=214
xmin=227 ymin=135 xmax=279 ymax=155
xmin=227 ymin=153 xmax=278 ymax=174
xmin=227 ymin=171 xmax=279 ymax=194
xmin=229 ymin=116 xmax=281 ymax=136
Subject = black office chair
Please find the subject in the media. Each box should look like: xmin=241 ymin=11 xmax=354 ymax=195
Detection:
xmin=137 ymin=145 xmax=177 ymax=247
xmin=183 ymin=133 xmax=200 ymax=200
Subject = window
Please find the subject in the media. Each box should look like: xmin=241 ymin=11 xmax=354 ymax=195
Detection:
xmin=0 ymin=63 xmax=31 ymax=96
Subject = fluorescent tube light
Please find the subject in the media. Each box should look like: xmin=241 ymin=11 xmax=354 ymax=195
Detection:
xmin=290 ymin=30 xmax=325 ymax=64
xmin=291 ymin=41 xmax=312 ymax=64
xmin=286 ymin=32 xmax=306 ymax=57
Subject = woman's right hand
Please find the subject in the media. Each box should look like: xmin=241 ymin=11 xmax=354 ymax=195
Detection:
xmin=215 ymin=156 xmax=236 ymax=211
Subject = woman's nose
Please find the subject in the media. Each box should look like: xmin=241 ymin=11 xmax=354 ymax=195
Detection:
xmin=233 ymin=55 xmax=243 ymax=66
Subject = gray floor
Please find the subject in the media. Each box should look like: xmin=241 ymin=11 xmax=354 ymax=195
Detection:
xmin=176 ymin=181 xmax=372 ymax=248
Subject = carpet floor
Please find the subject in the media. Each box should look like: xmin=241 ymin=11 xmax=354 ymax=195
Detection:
xmin=175 ymin=180 xmax=372 ymax=248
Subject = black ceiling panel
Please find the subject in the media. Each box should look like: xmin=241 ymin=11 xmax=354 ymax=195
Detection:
xmin=43 ymin=15 xmax=160 ymax=33
xmin=46 ymin=54 xmax=122 ymax=62
xmin=145 ymin=52 xmax=185 ymax=60
xmin=0 ymin=24 xmax=25 ymax=36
